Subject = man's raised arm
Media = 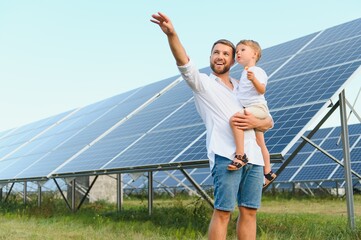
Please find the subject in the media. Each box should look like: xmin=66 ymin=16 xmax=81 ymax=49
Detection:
xmin=151 ymin=12 xmax=189 ymax=66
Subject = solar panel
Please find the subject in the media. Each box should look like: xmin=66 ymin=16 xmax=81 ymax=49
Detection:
xmin=53 ymin=80 xmax=197 ymax=174
xmin=0 ymin=77 xmax=178 ymax=181
xmin=253 ymin=18 xmax=361 ymax=157
xmin=271 ymin=123 xmax=361 ymax=184
xmin=0 ymin=111 xmax=73 ymax=159
xmin=304 ymin=18 xmax=361 ymax=50
xmin=0 ymin=18 xmax=360 ymax=186
xmin=122 ymin=123 xmax=361 ymax=190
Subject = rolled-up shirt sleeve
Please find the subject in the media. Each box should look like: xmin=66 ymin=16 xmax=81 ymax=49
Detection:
xmin=178 ymin=60 xmax=204 ymax=93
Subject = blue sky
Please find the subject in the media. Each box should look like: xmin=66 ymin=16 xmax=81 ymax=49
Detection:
xmin=0 ymin=0 xmax=360 ymax=131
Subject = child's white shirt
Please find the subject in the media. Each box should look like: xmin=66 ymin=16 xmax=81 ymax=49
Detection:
xmin=236 ymin=66 xmax=268 ymax=107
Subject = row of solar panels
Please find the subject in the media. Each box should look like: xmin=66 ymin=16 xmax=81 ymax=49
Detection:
xmin=1 ymin=123 xmax=360 ymax=193
xmin=116 ymin=123 xmax=361 ymax=190
xmin=0 ymin=18 xmax=360 ymax=184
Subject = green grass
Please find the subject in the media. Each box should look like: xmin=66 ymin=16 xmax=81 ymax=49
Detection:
xmin=0 ymin=194 xmax=361 ymax=239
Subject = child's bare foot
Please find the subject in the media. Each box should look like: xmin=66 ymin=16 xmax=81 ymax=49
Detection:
xmin=227 ymin=153 xmax=248 ymax=171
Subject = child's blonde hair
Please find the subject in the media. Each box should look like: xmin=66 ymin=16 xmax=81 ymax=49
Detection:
xmin=237 ymin=40 xmax=262 ymax=63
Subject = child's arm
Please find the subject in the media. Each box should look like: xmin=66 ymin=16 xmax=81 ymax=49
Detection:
xmin=247 ymin=70 xmax=266 ymax=94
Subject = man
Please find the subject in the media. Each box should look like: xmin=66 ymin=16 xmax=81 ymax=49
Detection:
xmin=151 ymin=12 xmax=273 ymax=240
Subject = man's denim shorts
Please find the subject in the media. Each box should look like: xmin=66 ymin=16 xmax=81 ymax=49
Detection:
xmin=211 ymin=154 xmax=263 ymax=211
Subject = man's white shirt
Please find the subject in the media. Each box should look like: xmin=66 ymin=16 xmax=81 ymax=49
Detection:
xmin=178 ymin=60 xmax=264 ymax=170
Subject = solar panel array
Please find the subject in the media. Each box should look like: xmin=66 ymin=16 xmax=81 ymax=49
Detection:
xmin=0 ymin=18 xmax=360 ymax=185
xmin=118 ymin=123 xmax=361 ymax=191
xmin=273 ymin=123 xmax=361 ymax=186
xmin=0 ymin=77 xmax=178 ymax=182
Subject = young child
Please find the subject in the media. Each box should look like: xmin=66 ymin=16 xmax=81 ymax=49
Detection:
xmin=227 ymin=39 xmax=276 ymax=188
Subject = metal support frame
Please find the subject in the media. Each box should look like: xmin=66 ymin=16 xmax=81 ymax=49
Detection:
xmin=339 ymin=90 xmax=356 ymax=229
xmin=53 ymin=178 xmax=72 ymax=211
xmin=148 ymin=171 xmax=153 ymax=216
xmin=180 ymin=168 xmax=214 ymax=208
xmin=117 ymin=173 xmax=123 ymax=212
xmin=71 ymin=179 xmax=76 ymax=213
xmin=0 ymin=187 xmax=2 ymax=201
xmin=274 ymin=101 xmax=340 ymax=182
xmin=23 ymin=181 xmax=27 ymax=205
xmin=301 ymin=136 xmax=361 ymax=180
xmin=38 ymin=183 xmax=42 ymax=207
xmin=76 ymin=175 xmax=98 ymax=211
xmin=4 ymin=183 xmax=15 ymax=202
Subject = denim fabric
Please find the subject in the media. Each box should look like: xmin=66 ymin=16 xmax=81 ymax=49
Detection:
xmin=212 ymin=154 xmax=263 ymax=211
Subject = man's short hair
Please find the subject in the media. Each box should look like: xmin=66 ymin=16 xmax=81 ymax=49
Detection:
xmin=211 ymin=39 xmax=236 ymax=60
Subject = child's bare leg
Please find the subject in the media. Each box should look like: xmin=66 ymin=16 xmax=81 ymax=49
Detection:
xmin=255 ymin=132 xmax=270 ymax=174
xmin=256 ymin=131 xmax=276 ymax=187
xmin=228 ymin=113 xmax=248 ymax=170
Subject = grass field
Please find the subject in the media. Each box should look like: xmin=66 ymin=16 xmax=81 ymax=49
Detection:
xmin=0 ymin=193 xmax=361 ymax=239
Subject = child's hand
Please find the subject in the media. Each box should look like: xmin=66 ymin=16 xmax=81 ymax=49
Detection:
xmin=246 ymin=70 xmax=255 ymax=82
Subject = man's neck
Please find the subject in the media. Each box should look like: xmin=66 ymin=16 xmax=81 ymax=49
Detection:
xmin=214 ymin=73 xmax=233 ymax=89
xmin=214 ymin=72 xmax=230 ymax=83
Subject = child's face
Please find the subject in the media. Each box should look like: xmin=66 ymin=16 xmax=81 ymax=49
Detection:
xmin=236 ymin=44 xmax=257 ymax=67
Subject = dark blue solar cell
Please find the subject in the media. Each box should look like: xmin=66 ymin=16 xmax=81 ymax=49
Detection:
xmin=151 ymin=102 xmax=203 ymax=131
xmin=305 ymin=18 xmax=361 ymax=50
xmin=259 ymin=32 xmax=319 ymax=62
xmin=320 ymin=138 xmax=343 ymax=150
xmin=293 ymin=164 xmax=337 ymax=181
xmin=103 ymin=125 xmax=206 ymax=170
xmin=271 ymin=39 xmax=361 ymax=80
xmin=0 ymin=158 xmax=15 ymax=180
xmin=349 ymin=124 xmax=361 ymax=135
xmin=0 ymin=153 xmax=45 ymax=180
xmin=351 ymin=147 xmax=361 ymax=161
xmin=268 ymin=62 xmax=361 ymax=109
xmin=143 ymin=80 xmax=193 ymax=110
xmin=0 ymin=110 xmax=75 ymax=159
xmin=23 ymin=77 xmax=180 ymax=179
xmin=258 ymin=58 xmax=293 ymax=77
xmin=54 ymin=135 xmax=141 ymax=174
xmin=311 ymin=127 xmax=335 ymax=139
xmin=14 ymin=144 xmax=84 ymax=179
xmin=175 ymin=133 xmax=208 ymax=163
xmin=275 ymin=167 xmax=299 ymax=181
xmin=307 ymin=151 xmax=340 ymax=165
xmin=230 ymin=58 xmax=290 ymax=80
xmin=299 ymin=139 xmax=323 ymax=153
xmin=331 ymin=162 xmax=361 ymax=179
xmin=288 ymin=153 xmax=311 ymax=166
xmin=266 ymin=103 xmax=324 ymax=154
xmin=52 ymin=80 xmax=197 ymax=176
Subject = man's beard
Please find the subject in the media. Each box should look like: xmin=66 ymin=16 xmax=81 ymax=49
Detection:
xmin=210 ymin=62 xmax=231 ymax=75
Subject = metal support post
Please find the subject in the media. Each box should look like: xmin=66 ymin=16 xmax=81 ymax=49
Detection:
xmin=148 ymin=171 xmax=153 ymax=216
xmin=117 ymin=173 xmax=123 ymax=212
xmin=38 ymin=183 xmax=42 ymax=207
xmin=72 ymin=179 xmax=76 ymax=213
xmin=23 ymin=181 xmax=27 ymax=205
xmin=339 ymin=90 xmax=355 ymax=229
